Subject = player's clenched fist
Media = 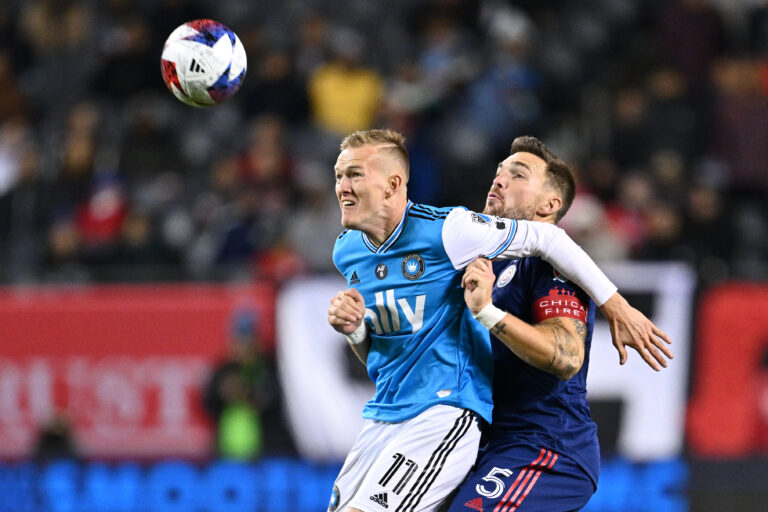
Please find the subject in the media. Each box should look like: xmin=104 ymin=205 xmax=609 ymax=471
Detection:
xmin=328 ymin=288 xmax=366 ymax=335
xmin=461 ymin=257 xmax=496 ymax=315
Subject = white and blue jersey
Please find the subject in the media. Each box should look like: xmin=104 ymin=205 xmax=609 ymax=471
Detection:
xmin=333 ymin=201 xmax=616 ymax=425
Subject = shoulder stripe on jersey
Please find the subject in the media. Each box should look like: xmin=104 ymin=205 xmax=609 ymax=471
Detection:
xmin=485 ymin=219 xmax=518 ymax=259
xmin=396 ymin=410 xmax=474 ymax=512
xmin=410 ymin=205 xmax=448 ymax=218
xmin=362 ymin=200 xmax=413 ymax=253
xmin=336 ymin=229 xmax=350 ymax=240
xmin=407 ymin=212 xmax=440 ymax=221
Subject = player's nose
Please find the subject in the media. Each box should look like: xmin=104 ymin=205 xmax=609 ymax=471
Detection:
xmin=337 ymin=176 xmax=353 ymax=192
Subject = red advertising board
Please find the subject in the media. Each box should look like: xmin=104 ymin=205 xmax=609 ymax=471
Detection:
xmin=686 ymin=282 xmax=768 ymax=457
xmin=0 ymin=284 xmax=274 ymax=460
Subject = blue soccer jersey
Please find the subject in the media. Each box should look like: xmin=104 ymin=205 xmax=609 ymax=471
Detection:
xmin=333 ymin=201 xmax=615 ymax=426
xmin=488 ymin=257 xmax=599 ymax=485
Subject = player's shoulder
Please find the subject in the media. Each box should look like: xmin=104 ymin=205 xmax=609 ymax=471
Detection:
xmin=524 ymin=256 xmax=591 ymax=300
xmin=407 ymin=203 xmax=456 ymax=221
xmin=333 ymin=228 xmax=360 ymax=259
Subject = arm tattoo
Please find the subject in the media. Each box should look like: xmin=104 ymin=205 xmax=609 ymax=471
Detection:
xmin=490 ymin=322 xmax=507 ymax=336
xmin=542 ymin=317 xmax=586 ymax=379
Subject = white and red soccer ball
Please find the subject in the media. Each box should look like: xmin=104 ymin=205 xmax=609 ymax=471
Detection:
xmin=161 ymin=19 xmax=247 ymax=107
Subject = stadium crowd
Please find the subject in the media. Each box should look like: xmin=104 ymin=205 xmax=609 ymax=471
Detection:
xmin=0 ymin=0 xmax=766 ymax=286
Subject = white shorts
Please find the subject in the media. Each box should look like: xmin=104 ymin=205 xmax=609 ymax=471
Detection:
xmin=328 ymin=404 xmax=481 ymax=512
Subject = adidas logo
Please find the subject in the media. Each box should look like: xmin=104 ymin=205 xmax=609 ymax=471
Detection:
xmin=349 ymin=271 xmax=360 ymax=285
xmin=370 ymin=492 xmax=388 ymax=508
xmin=188 ymin=59 xmax=205 ymax=73
xmin=464 ymin=497 xmax=483 ymax=511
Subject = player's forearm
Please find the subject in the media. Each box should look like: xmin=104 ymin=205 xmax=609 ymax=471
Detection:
xmin=485 ymin=312 xmax=584 ymax=380
xmin=344 ymin=322 xmax=371 ymax=366
xmin=348 ymin=339 xmax=370 ymax=365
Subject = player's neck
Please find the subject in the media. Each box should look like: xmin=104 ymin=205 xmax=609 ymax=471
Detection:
xmin=364 ymin=198 xmax=408 ymax=247
xmin=532 ymin=214 xmax=557 ymax=225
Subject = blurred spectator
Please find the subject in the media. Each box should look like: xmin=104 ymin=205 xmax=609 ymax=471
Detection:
xmin=294 ymin=14 xmax=329 ymax=78
xmin=464 ymin=4 xmax=540 ymax=149
xmin=610 ymin=86 xmax=652 ymax=168
xmin=559 ymin=192 xmax=628 ymax=262
xmin=679 ymin=181 xmax=732 ymax=283
xmin=0 ymin=51 xmax=28 ymax=121
xmin=285 ymin=160 xmax=342 ymax=273
xmin=210 ymin=115 xmax=296 ymax=268
xmin=19 ymin=0 xmax=99 ymax=110
xmin=115 ymin=209 xmax=181 ymax=270
xmin=75 ymin=173 xmax=129 ymax=266
xmin=34 ymin=414 xmax=79 ymax=462
xmin=53 ymin=101 xmax=101 ymax=213
xmin=243 ymin=47 xmax=310 ymax=125
xmin=710 ymin=57 xmax=768 ymax=193
xmin=0 ymin=119 xmax=46 ymax=280
xmin=604 ymin=172 xmax=653 ymax=252
xmin=657 ymin=0 xmax=725 ymax=86
xmin=632 ymin=199 xmax=687 ymax=260
xmin=119 ymin=101 xmax=182 ymax=188
xmin=308 ymin=27 xmax=383 ymax=134
xmin=644 ymin=67 xmax=702 ymax=162
xmin=94 ymin=12 xmax=159 ymax=100
xmin=747 ymin=0 xmax=768 ymax=56
xmin=203 ymin=310 xmax=277 ymax=461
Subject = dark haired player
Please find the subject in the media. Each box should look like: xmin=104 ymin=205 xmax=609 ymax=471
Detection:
xmin=444 ymin=136 xmax=671 ymax=511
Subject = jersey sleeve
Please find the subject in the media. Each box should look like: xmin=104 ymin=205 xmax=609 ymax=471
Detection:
xmin=442 ymin=208 xmax=617 ymax=306
xmin=442 ymin=208 xmax=520 ymax=269
xmin=505 ymin=220 xmax=617 ymax=305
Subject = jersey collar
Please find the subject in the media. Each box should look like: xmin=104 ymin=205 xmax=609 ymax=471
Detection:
xmin=362 ymin=200 xmax=413 ymax=253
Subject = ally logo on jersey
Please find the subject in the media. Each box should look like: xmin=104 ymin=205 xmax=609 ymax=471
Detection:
xmin=364 ymin=288 xmax=426 ymax=335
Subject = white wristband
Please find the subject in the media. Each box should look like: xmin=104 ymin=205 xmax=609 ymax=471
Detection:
xmin=344 ymin=322 xmax=368 ymax=345
xmin=473 ymin=302 xmax=507 ymax=330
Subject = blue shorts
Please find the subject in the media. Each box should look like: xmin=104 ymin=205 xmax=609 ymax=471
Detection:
xmin=444 ymin=443 xmax=596 ymax=512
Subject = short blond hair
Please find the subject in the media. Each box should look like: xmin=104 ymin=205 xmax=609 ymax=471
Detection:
xmin=340 ymin=129 xmax=409 ymax=180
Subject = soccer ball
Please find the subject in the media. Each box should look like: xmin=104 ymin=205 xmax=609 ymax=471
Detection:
xmin=160 ymin=19 xmax=247 ymax=107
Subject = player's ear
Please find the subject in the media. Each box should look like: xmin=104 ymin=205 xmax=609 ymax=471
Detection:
xmin=537 ymin=195 xmax=562 ymax=218
xmin=386 ymin=174 xmax=403 ymax=197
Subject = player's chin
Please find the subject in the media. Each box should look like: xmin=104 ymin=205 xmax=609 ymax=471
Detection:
xmin=483 ymin=202 xmax=501 ymax=216
xmin=340 ymin=212 xmax=358 ymax=229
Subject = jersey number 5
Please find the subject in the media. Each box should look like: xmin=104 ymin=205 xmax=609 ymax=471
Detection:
xmin=475 ymin=466 xmax=513 ymax=499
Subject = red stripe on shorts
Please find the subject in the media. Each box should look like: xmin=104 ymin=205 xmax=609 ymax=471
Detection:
xmin=493 ymin=448 xmax=547 ymax=512
xmin=507 ymin=452 xmax=559 ymax=511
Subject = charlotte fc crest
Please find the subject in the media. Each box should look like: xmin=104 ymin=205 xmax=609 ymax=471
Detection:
xmin=401 ymin=253 xmax=425 ymax=280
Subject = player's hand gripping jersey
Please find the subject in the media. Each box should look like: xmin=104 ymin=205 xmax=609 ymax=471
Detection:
xmin=333 ymin=202 xmax=616 ymax=424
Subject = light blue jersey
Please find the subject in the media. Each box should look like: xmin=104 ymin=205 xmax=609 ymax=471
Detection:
xmin=333 ymin=201 xmax=617 ymax=425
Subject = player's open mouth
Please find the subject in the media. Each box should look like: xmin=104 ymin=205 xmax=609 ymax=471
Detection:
xmin=341 ymin=200 xmax=355 ymax=207
xmin=487 ymin=193 xmax=500 ymax=202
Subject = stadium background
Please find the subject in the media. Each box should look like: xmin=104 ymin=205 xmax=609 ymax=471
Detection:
xmin=0 ymin=0 xmax=766 ymax=510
